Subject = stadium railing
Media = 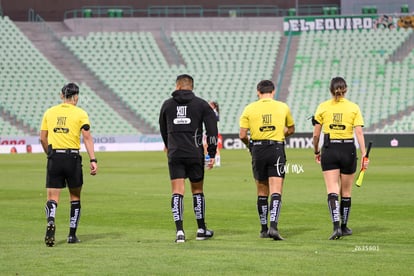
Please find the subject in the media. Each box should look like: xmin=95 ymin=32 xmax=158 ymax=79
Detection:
xmin=353 ymin=2 xmax=412 ymax=14
xmin=298 ymin=4 xmax=340 ymax=16
xmin=63 ymin=6 xmax=134 ymax=19
xmin=62 ymin=4 xmax=341 ymax=20
xmin=216 ymin=5 xmax=282 ymax=17
xmin=275 ymin=30 xmax=292 ymax=100
xmin=147 ymin=5 xmax=203 ymax=17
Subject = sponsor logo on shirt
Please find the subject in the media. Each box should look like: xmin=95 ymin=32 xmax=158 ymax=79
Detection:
xmin=174 ymin=106 xmax=191 ymax=124
xmin=260 ymin=114 xmax=276 ymax=132
xmin=330 ymin=113 xmax=345 ymax=130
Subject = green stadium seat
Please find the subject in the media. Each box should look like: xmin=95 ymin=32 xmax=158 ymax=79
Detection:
xmin=83 ymin=9 xmax=93 ymax=18
xmin=401 ymin=4 xmax=409 ymax=13
xmin=330 ymin=7 xmax=339 ymax=15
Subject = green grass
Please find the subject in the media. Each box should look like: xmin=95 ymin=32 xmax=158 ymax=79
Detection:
xmin=1 ymin=148 xmax=413 ymax=275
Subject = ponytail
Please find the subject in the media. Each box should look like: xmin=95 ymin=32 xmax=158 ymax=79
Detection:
xmin=330 ymin=77 xmax=347 ymax=101
xmin=334 ymin=88 xmax=346 ymax=101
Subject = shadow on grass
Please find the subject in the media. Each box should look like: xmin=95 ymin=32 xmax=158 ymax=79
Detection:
xmin=53 ymin=232 xmax=124 ymax=246
xmin=283 ymin=226 xmax=319 ymax=238
xmin=352 ymin=226 xmax=388 ymax=235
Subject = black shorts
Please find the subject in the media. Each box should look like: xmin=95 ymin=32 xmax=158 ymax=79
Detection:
xmin=251 ymin=141 xmax=286 ymax=181
xmin=46 ymin=152 xmax=83 ymax=189
xmin=168 ymin=157 xmax=204 ymax=182
xmin=321 ymin=142 xmax=357 ymax=174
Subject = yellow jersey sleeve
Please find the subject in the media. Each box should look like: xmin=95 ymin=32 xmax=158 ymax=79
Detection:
xmin=239 ymin=105 xmax=250 ymax=130
xmin=353 ymin=105 xmax=364 ymax=127
xmin=40 ymin=111 xmax=49 ymax=131
xmin=285 ymin=107 xmax=295 ymax=127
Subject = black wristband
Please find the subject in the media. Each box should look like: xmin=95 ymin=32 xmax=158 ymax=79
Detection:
xmin=314 ymin=151 xmax=320 ymax=155
xmin=90 ymin=159 xmax=98 ymax=163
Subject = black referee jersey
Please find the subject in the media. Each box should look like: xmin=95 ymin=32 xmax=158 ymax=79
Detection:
xmin=159 ymin=89 xmax=218 ymax=159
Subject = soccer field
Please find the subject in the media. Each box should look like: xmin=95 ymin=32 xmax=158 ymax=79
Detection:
xmin=1 ymin=148 xmax=413 ymax=275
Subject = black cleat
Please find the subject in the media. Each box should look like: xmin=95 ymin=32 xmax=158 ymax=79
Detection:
xmin=329 ymin=228 xmax=342 ymax=240
xmin=268 ymin=228 xmax=284 ymax=240
xmin=175 ymin=230 xmax=185 ymax=243
xmin=67 ymin=235 xmax=81 ymax=244
xmin=196 ymin=228 xmax=214 ymax=240
xmin=341 ymin=226 xmax=353 ymax=236
xmin=45 ymin=223 xmax=56 ymax=247
xmin=259 ymin=230 xmax=270 ymax=238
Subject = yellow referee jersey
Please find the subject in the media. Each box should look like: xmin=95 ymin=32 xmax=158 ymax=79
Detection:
xmin=239 ymin=98 xmax=294 ymax=141
xmin=314 ymin=98 xmax=364 ymax=139
xmin=40 ymin=103 xmax=90 ymax=149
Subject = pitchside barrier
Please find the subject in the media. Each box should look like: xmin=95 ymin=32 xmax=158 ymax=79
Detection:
xmin=220 ymin=133 xmax=414 ymax=150
xmin=1 ymin=133 xmax=413 ymax=154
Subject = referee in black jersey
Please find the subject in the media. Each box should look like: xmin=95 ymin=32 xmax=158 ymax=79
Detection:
xmin=159 ymin=74 xmax=218 ymax=243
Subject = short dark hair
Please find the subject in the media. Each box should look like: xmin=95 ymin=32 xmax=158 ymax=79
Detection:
xmin=257 ymin=80 xmax=275 ymax=94
xmin=176 ymin=74 xmax=194 ymax=88
xmin=61 ymin=83 xmax=79 ymax=98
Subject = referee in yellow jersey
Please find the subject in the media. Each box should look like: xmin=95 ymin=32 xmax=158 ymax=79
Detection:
xmin=40 ymin=83 xmax=98 ymax=247
xmin=312 ymin=77 xmax=369 ymax=240
xmin=239 ymin=80 xmax=295 ymax=240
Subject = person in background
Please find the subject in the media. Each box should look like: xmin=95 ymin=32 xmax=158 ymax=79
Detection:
xmin=208 ymin=101 xmax=221 ymax=167
xmin=26 ymin=144 xmax=32 ymax=153
xmin=10 ymin=146 xmax=17 ymax=154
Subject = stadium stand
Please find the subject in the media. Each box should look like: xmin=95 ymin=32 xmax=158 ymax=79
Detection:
xmin=0 ymin=117 xmax=26 ymax=136
xmin=62 ymin=30 xmax=282 ymax=133
xmin=1 ymin=14 xmax=413 ymax=136
xmin=0 ymin=16 xmax=138 ymax=136
xmin=287 ymin=28 xmax=414 ymax=133
xmin=374 ymin=110 xmax=414 ymax=133
xmin=61 ymin=31 xmax=178 ymax=132
xmin=74 ymin=84 xmax=139 ymax=135
xmin=171 ymin=31 xmax=281 ymax=133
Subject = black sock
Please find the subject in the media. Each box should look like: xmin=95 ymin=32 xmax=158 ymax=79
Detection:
xmin=193 ymin=193 xmax=206 ymax=230
xmin=45 ymin=200 xmax=58 ymax=225
xmin=328 ymin=193 xmax=340 ymax=229
xmin=340 ymin=197 xmax=351 ymax=227
xmin=69 ymin=200 xmax=81 ymax=236
xmin=257 ymin=196 xmax=269 ymax=232
xmin=171 ymin=194 xmax=184 ymax=232
xmin=269 ymin=193 xmax=282 ymax=230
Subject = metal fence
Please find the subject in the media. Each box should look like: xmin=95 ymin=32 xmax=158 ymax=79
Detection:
xmin=62 ymin=4 xmax=341 ymax=20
